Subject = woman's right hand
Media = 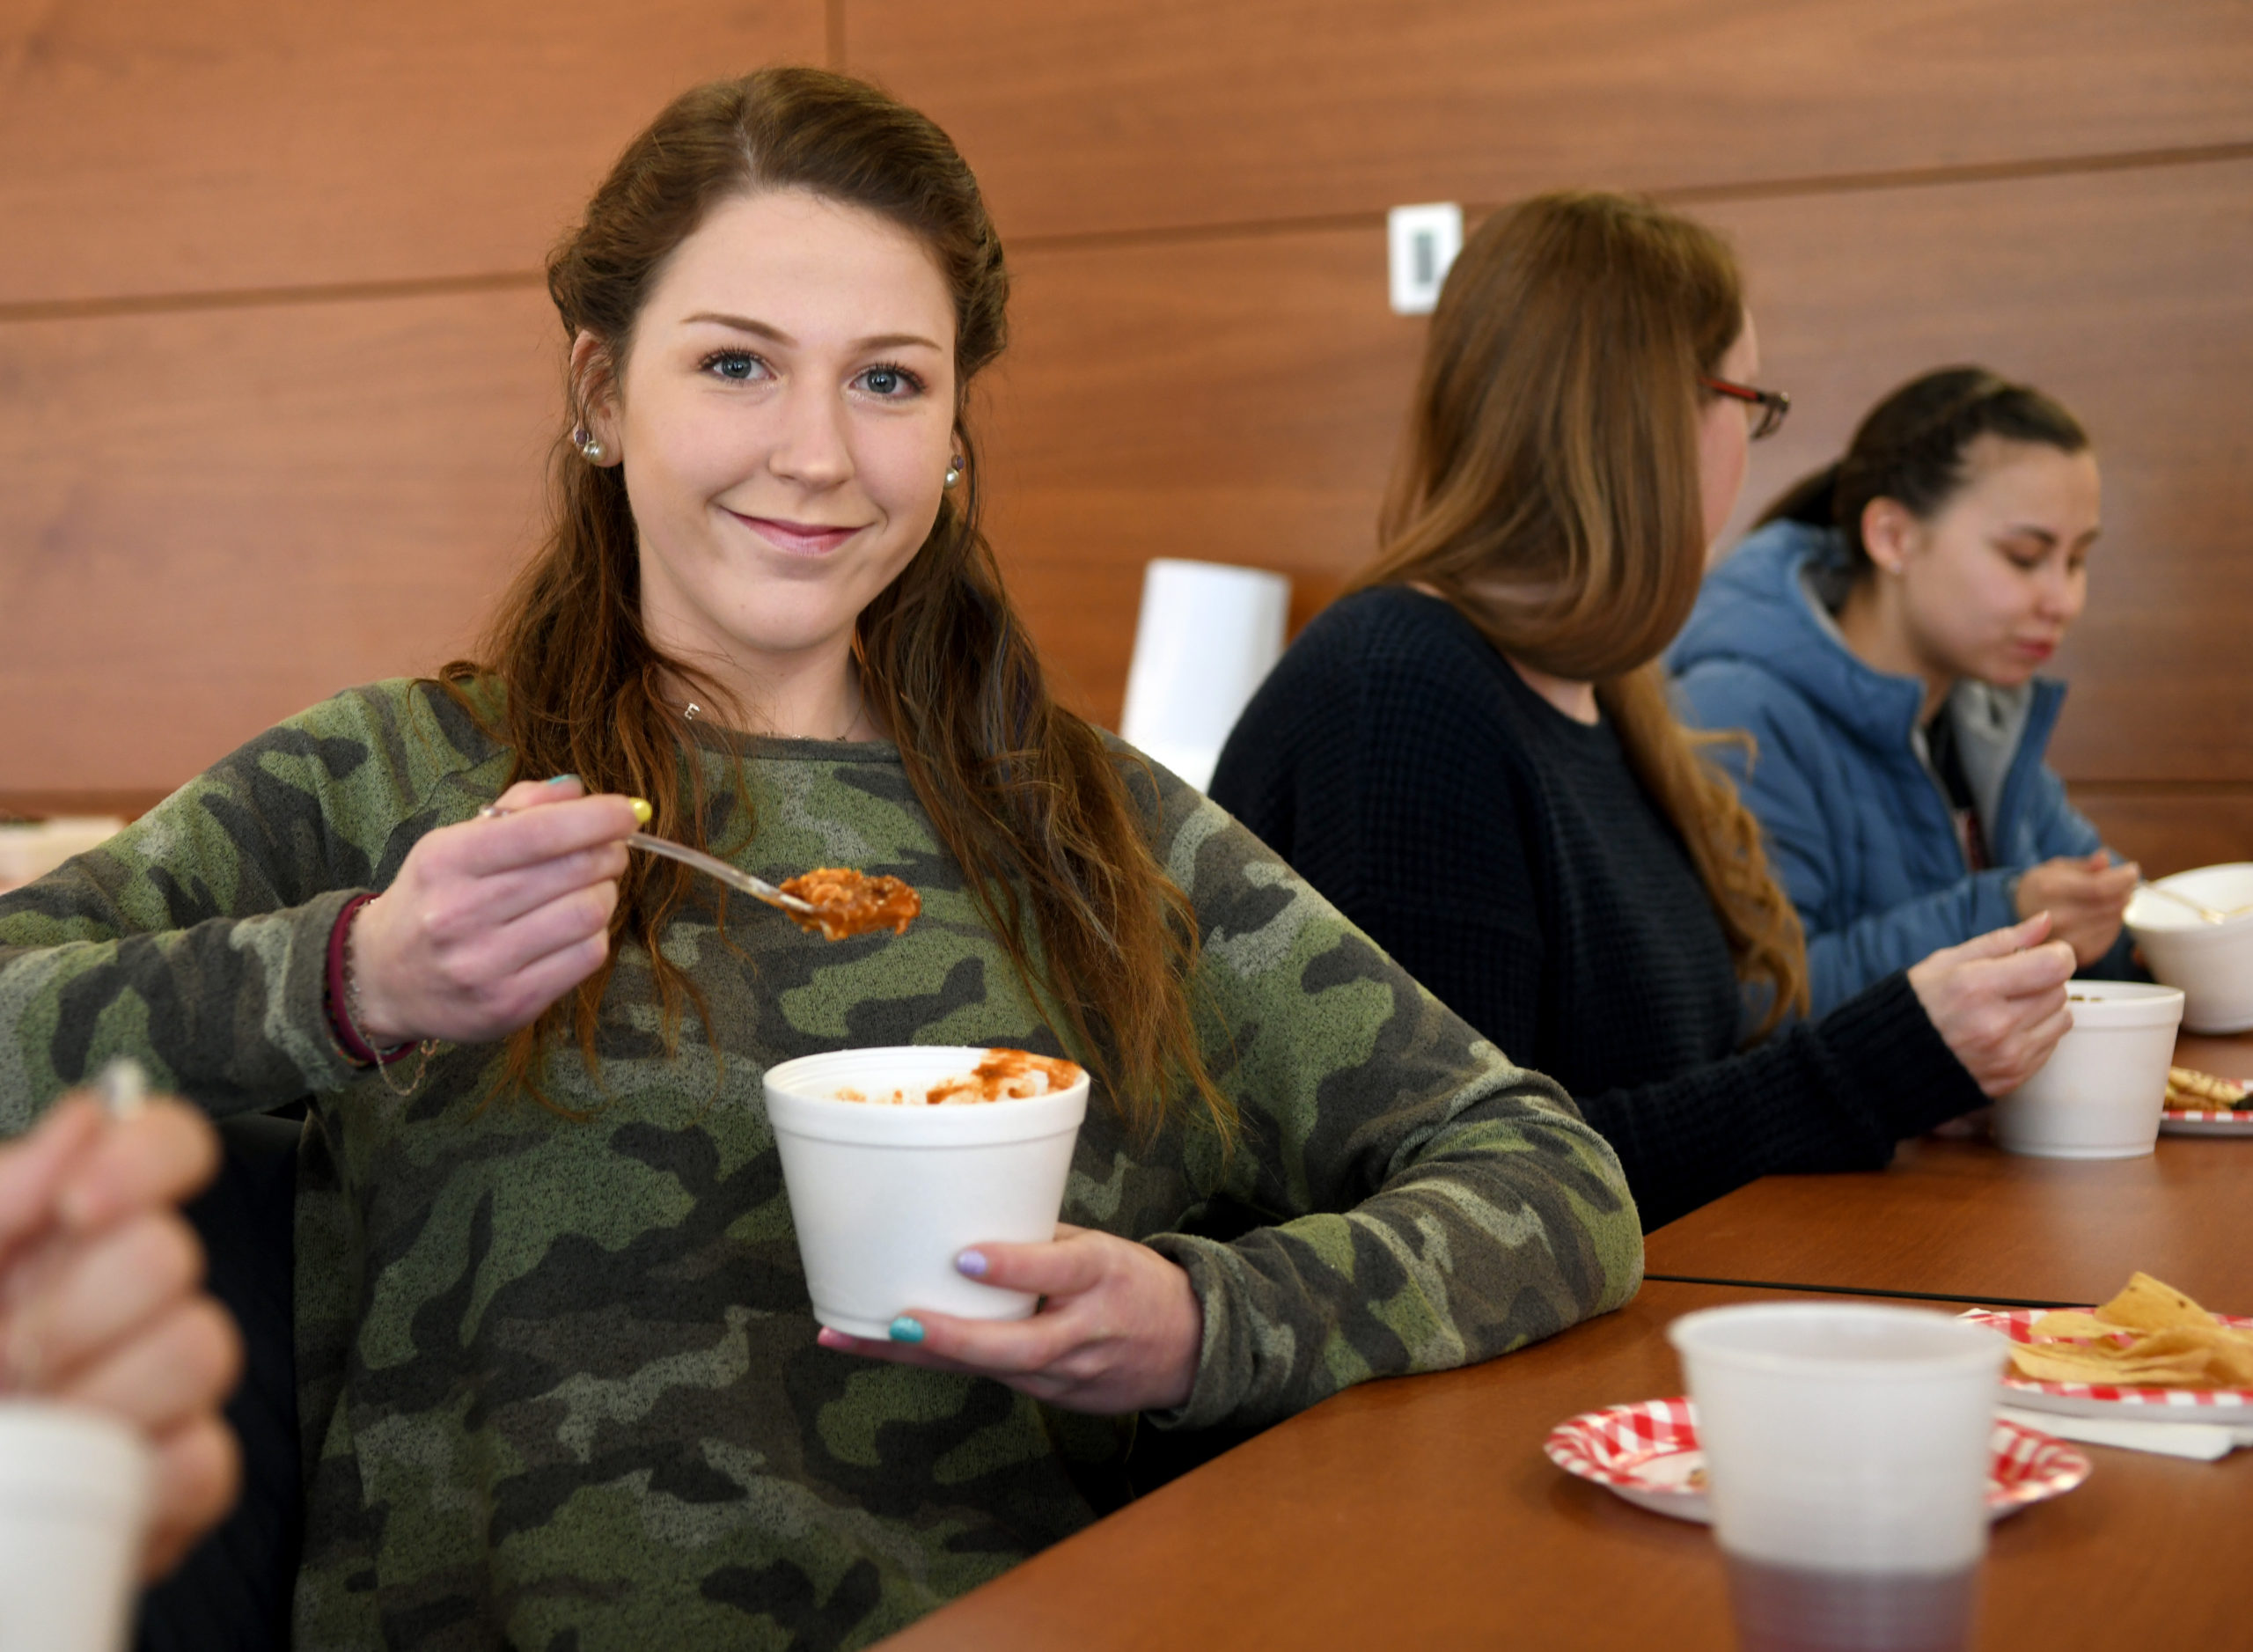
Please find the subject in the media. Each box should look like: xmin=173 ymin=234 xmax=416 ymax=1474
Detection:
xmin=1906 ymin=912 xmax=2077 ymax=1097
xmin=348 ymin=777 xmax=639 ymax=1046
xmin=2013 ymin=849 xmax=2138 ymax=966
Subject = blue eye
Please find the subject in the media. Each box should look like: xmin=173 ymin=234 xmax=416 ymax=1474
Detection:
xmin=856 ymin=363 xmax=923 ymax=399
xmin=702 ymin=350 xmax=767 ymax=382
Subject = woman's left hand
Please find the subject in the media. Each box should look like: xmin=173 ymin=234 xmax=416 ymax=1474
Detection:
xmin=0 ymin=1094 xmax=243 ymax=1580
xmin=814 ymin=1223 xmax=1202 ymax=1414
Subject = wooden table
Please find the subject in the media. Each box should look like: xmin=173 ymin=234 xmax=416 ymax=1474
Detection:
xmin=1643 ymin=1031 xmax=2253 ymax=1310
xmin=877 ymin=1281 xmax=2249 ymax=1650
xmin=1642 ymin=1135 xmax=2251 ymax=1308
xmin=2172 ymin=1030 xmax=2253 ymax=1084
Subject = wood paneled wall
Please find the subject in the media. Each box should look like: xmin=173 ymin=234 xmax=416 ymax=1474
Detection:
xmin=852 ymin=0 xmax=2253 ymax=875
xmin=5 ymin=2 xmax=2250 ymax=875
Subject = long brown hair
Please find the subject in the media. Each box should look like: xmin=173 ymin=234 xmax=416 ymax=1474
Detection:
xmin=1358 ymin=191 xmax=1809 ymax=1035
xmin=445 ymin=68 xmax=1229 ymax=1139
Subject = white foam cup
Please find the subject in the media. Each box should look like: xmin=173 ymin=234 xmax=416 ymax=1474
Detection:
xmin=1990 ymin=980 xmax=2183 ymax=1159
xmin=764 ymin=1047 xmax=1090 ymax=1339
xmin=1669 ymin=1303 xmax=2004 ymax=1652
xmin=2125 ymin=864 xmax=2253 ymax=1033
xmin=0 ymin=1401 xmax=154 ymax=1652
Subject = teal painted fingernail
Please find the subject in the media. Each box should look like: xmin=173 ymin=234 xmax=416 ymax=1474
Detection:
xmin=955 ymin=1250 xmax=988 ymax=1278
xmin=888 ymin=1316 xmax=925 ymax=1343
xmin=545 ymin=774 xmax=578 ymax=786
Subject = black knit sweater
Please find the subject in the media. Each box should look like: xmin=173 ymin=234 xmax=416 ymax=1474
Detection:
xmin=1209 ymin=586 xmax=1985 ymax=1231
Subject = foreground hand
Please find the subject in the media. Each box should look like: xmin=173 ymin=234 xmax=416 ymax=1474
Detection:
xmin=1908 ymin=913 xmax=2077 ymax=1097
xmin=2014 ymin=849 xmax=2137 ymax=967
xmin=0 ymin=1094 xmax=243 ymax=1579
xmin=815 ymin=1224 xmax=1203 ymax=1415
xmin=350 ymin=776 xmax=638 ymax=1045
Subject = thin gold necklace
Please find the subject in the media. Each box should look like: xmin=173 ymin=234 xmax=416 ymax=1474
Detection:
xmin=679 ymin=679 xmax=863 ymax=741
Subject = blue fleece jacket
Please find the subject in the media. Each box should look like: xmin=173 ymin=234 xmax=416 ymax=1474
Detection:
xmin=1668 ymin=519 xmax=2132 ymax=1014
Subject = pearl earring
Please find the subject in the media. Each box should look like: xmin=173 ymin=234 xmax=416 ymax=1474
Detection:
xmin=943 ymin=455 xmax=963 ymax=490
xmin=573 ymin=424 xmax=606 ymax=464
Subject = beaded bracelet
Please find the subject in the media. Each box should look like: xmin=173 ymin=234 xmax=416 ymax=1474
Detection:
xmin=325 ymin=894 xmax=438 ymax=1097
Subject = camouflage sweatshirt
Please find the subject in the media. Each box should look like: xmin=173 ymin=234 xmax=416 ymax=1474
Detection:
xmin=0 ymin=680 xmax=1642 ymax=1651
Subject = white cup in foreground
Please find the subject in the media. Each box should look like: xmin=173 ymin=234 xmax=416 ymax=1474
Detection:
xmin=2125 ymin=863 xmax=2253 ymax=1033
xmin=1990 ymin=980 xmax=2183 ymax=1159
xmin=765 ymin=1046 xmax=1090 ymax=1339
xmin=1669 ymin=1303 xmax=2003 ymax=1652
xmin=0 ymin=1401 xmax=153 ymax=1652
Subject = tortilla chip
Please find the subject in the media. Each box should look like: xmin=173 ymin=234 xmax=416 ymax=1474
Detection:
xmin=2008 ymin=1345 xmax=2139 ymax=1384
xmin=2095 ymin=1273 xmax=2212 ymax=1333
xmin=2011 ymin=1322 xmax=2253 ymax=1389
xmin=2015 ymin=1348 xmax=2210 ymax=1387
xmin=2204 ymin=1338 xmax=2253 ymax=1386
xmin=2166 ymin=1066 xmax=2250 ymax=1105
xmin=2142 ymin=1327 xmax=2253 ymax=1386
xmin=2127 ymin=1326 xmax=2221 ymax=1359
xmin=2029 ymin=1311 xmax=2118 ymax=1340
xmin=2007 ymin=1274 xmax=2250 ymax=1390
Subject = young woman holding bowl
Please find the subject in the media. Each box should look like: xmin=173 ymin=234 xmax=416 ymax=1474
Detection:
xmin=0 ymin=70 xmax=1640 ymax=1646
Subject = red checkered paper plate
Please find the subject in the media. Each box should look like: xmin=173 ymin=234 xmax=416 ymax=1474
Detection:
xmin=1963 ymin=1307 xmax=2253 ymax=1423
xmin=1543 ymin=1399 xmax=2088 ymax=1524
xmin=2159 ymin=1106 xmax=2253 ymax=1137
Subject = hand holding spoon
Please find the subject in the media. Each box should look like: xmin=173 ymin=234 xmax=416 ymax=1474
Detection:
xmin=479 ymin=794 xmax=917 ymax=939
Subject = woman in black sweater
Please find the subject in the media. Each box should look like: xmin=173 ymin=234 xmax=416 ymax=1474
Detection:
xmin=1211 ymin=192 xmax=2076 ymax=1231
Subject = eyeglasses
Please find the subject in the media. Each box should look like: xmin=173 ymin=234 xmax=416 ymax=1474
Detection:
xmin=1700 ymin=375 xmax=1791 ymax=441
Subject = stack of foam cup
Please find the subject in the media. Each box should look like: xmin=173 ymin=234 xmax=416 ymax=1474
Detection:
xmin=1668 ymin=1303 xmax=2005 ymax=1652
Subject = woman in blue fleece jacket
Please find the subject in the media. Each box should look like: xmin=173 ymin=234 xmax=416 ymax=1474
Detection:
xmin=1670 ymin=366 xmax=2138 ymax=1015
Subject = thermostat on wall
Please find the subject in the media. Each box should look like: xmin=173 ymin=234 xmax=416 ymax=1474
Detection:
xmin=1387 ymin=202 xmax=1463 ymax=315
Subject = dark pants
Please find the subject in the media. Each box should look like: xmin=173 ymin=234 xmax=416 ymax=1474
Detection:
xmin=136 ymin=1110 xmax=304 ymax=1652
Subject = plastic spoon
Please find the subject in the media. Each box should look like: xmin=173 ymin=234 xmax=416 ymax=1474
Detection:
xmin=627 ymin=831 xmax=819 ymax=919
xmin=2136 ymin=881 xmax=2247 ymax=925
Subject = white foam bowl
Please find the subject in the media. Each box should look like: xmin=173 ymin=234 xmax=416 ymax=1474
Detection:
xmin=2125 ymin=863 xmax=2253 ymax=1033
xmin=764 ymin=1046 xmax=1089 ymax=1339
xmin=1990 ymin=980 xmax=2183 ymax=1158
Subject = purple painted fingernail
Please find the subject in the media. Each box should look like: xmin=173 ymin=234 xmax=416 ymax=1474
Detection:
xmin=955 ymin=1249 xmax=988 ymax=1278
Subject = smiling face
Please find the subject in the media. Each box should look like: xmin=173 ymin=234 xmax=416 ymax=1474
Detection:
xmin=580 ymin=187 xmax=958 ymax=709
xmin=1870 ymin=435 xmax=2101 ymax=687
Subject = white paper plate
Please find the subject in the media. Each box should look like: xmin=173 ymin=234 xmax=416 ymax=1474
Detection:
xmin=1964 ymin=1308 xmax=2253 ymax=1424
xmin=1543 ymin=1398 xmax=2088 ymax=1524
xmin=2159 ymin=1109 xmax=2253 ymax=1137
